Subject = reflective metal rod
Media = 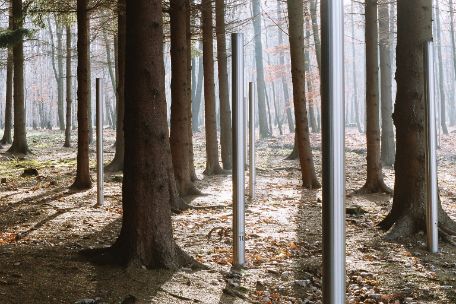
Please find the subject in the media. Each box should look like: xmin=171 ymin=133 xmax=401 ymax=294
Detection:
xmin=321 ymin=0 xmax=346 ymax=303
xmin=231 ymin=33 xmax=246 ymax=267
xmin=424 ymin=41 xmax=439 ymax=253
xmin=96 ymin=78 xmax=104 ymax=207
xmin=249 ymin=82 xmax=256 ymax=200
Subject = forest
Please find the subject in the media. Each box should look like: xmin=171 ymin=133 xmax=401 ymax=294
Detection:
xmin=1 ymin=0 xmax=456 ymax=303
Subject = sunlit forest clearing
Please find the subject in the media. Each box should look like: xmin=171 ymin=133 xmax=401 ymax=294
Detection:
xmin=1 ymin=0 xmax=456 ymax=303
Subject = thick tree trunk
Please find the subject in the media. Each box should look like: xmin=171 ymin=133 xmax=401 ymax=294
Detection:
xmin=64 ymin=25 xmax=72 ymax=148
xmin=72 ymin=0 xmax=92 ymax=190
xmin=215 ymin=0 xmax=233 ymax=170
xmin=380 ymin=0 xmax=456 ymax=238
xmin=1 ymin=45 xmax=13 ymax=145
xmin=357 ymin=0 xmax=390 ymax=194
xmin=202 ymin=0 xmax=223 ymax=175
xmin=286 ymin=0 xmax=320 ymax=189
xmin=109 ymin=0 xmax=193 ymax=268
xmin=106 ymin=0 xmax=125 ymax=172
xmin=8 ymin=0 xmax=28 ymax=155
xmin=379 ymin=0 xmax=395 ymax=166
xmin=252 ymin=0 xmax=271 ymax=138
xmin=435 ymin=0 xmax=449 ymax=135
xmin=169 ymin=0 xmax=200 ymax=195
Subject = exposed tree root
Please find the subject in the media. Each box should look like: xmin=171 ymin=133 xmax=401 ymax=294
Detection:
xmin=383 ymin=215 xmax=416 ymax=241
xmin=203 ymin=166 xmax=229 ymax=176
xmin=352 ymin=180 xmax=392 ymax=195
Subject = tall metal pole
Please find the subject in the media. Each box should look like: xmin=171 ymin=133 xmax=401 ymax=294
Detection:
xmin=96 ymin=78 xmax=104 ymax=207
xmin=249 ymin=82 xmax=256 ymax=200
xmin=232 ymin=33 xmax=246 ymax=268
xmin=321 ymin=0 xmax=346 ymax=303
xmin=424 ymin=40 xmax=439 ymax=253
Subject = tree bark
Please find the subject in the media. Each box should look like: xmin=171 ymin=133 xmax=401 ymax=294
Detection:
xmin=169 ymin=0 xmax=200 ymax=195
xmin=108 ymin=0 xmax=194 ymax=268
xmin=449 ymin=0 xmax=456 ymax=126
xmin=106 ymin=0 xmax=126 ymax=172
xmin=1 ymin=19 xmax=13 ymax=146
xmin=357 ymin=0 xmax=390 ymax=194
xmin=304 ymin=16 xmax=318 ymax=133
xmin=202 ymin=0 xmax=223 ymax=175
xmin=64 ymin=25 xmax=72 ymax=148
xmin=252 ymin=0 xmax=271 ymax=138
xmin=7 ymin=0 xmax=28 ymax=155
xmin=215 ymin=0 xmax=233 ymax=170
xmin=379 ymin=0 xmax=395 ymax=166
xmin=192 ymin=42 xmax=204 ymax=133
xmin=72 ymin=0 xmax=92 ymax=190
xmin=350 ymin=0 xmax=363 ymax=133
xmin=286 ymin=0 xmax=320 ymax=189
xmin=380 ymin=0 xmax=456 ymax=238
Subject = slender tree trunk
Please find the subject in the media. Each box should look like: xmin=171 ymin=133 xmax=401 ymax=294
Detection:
xmin=8 ymin=0 xmax=28 ymax=155
xmin=192 ymin=42 xmax=204 ymax=133
xmin=87 ymin=22 xmax=94 ymax=144
xmin=108 ymin=0 xmax=194 ymax=268
xmin=72 ymin=0 xmax=92 ymax=190
xmin=215 ymin=0 xmax=233 ymax=170
xmin=202 ymin=0 xmax=223 ymax=175
xmin=435 ymin=0 xmax=448 ymax=135
xmin=379 ymin=0 xmax=395 ymax=166
xmin=169 ymin=0 xmax=200 ymax=195
xmin=64 ymin=25 xmax=72 ymax=148
xmin=449 ymin=0 xmax=456 ymax=126
xmin=351 ymin=0 xmax=363 ymax=133
xmin=380 ymin=0 xmax=456 ymax=238
xmin=57 ymin=25 xmax=65 ymax=131
xmin=309 ymin=0 xmax=321 ymax=72
xmin=1 ymin=43 xmax=13 ymax=145
xmin=252 ymin=0 xmax=271 ymax=138
xmin=286 ymin=0 xmax=320 ymax=189
xmin=357 ymin=0 xmax=390 ymax=194
xmin=304 ymin=16 xmax=318 ymax=133
xmin=103 ymin=30 xmax=117 ymax=129
xmin=106 ymin=0 xmax=126 ymax=173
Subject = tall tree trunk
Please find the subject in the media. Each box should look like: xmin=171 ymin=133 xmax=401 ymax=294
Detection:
xmin=202 ymin=0 xmax=223 ymax=175
xmin=108 ymin=0 xmax=193 ymax=268
xmin=286 ymin=0 xmax=320 ymax=189
xmin=309 ymin=0 xmax=321 ymax=72
xmin=434 ymin=0 xmax=449 ymax=135
xmin=252 ymin=0 xmax=271 ymax=138
xmin=64 ymin=25 xmax=72 ymax=148
xmin=169 ymin=0 xmax=200 ymax=195
xmin=379 ymin=0 xmax=395 ymax=166
xmin=72 ymin=0 xmax=92 ymax=190
xmin=103 ymin=29 xmax=118 ymax=129
xmin=87 ymin=22 xmax=94 ymax=144
xmin=304 ymin=16 xmax=318 ymax=133
xmin=380 ymin=0 xmax=456 ymax=238
xmin=1 ymin=36 xmax=13 ymax=145
xmin=351 ymin=0 xmax=363 ymax=133
xmin=449 ymin=0 xmax=456 ymax=126
xmin=106 ymin=0 xmax=126 ymax=172
xmin=357 ymin=0 xmax=390 ymax=194
xmin=278 ymin=0 xmax=294 ymax=134
xmin=215 ymin=0 xmax=233 ymax=170
xmin=8 ymin=0 xmax=28 ymax=155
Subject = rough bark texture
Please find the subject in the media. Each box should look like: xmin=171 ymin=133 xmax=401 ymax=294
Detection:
xmin=64 ymin=25 xmax=72 ymax=148
xmin=72 ymin=0 xmax=92 ymax=190
xmin=287 ymin=0 xmax=320 ymax=189
xmin=252 ymin=0 xmax=271 ymax=138
xmin=356 ymin=0 xmax=390 ymax=194
xmin=379 ymin=0 xmax=395 ymax=166
xmin=380 ymin=0 xmax=456 ymax=238
xmin=8 ymin=0 xmax=29 ymax=155
xmin=111 ymin=0 xmax=193 ymax=268
xmin=169 ymin=0 xmax=200 ymax=195
xmin=202 ymin=0 xmax=223 ymax=175
xmin=106 ymin=0 xmax=125 ymax=172
xmin=215 ymin=0 xmax=233 ymax=170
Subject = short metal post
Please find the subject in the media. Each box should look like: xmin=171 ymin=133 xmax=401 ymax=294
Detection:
xmin=96 ymin=78 xmax=104 ymax=207
xmin=249 ymin=82 xmax=256 ymax=200
xmin=424 ymin=40 xmax=439 ymax=253
xmin=231 ymin=33 xmax=246 ymax=268
xmin=321 ymin=0 xmax=346 ymax=303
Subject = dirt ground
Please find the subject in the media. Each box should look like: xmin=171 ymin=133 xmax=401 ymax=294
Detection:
xmin=1 ymin=128 xmax=456 ymax=304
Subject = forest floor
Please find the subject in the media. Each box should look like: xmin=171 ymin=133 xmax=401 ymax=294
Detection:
xmin=1 ymin=128 xmax=456 ymax=304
